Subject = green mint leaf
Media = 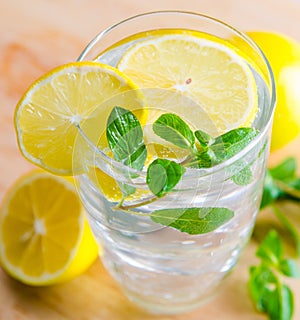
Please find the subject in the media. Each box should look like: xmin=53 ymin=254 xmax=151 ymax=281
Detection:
xmin=277 ymin=285 xmax=294 ymax=320
xmin=194 ymin=129 xmax=214 ymax=147
xmin=260 ymin=170 xmax=282 ymax=209
xmin=279 ymin=259 xmax=300 ymax=278
xmin=272 ymin=205 xmax=300 ymax=258
xmin=146 ymin=159 xmax=185 ymax=197
xmin=277 ymin=179 xmax=300 ymax=200
xmin=118 ymin=183 xmax=136 ymax=198
xmin=248 ymin=265 xmax=278 ymax=312
xmin=256 ymin=230 xmax=283 ymax=265
xmin=264 ymin=284 xmax=294 ymax=320
xmin=150 ymin=207 xmax=233 ymax=234
xmin=248 ymin=265 xmax=294 ymax=320
xmin=211 ymin=127 xmax=259 ymax=161
xmin=106 ymin=106 xmax=147 ymax=170
xmin=186 ymin=151 xmax=213 ymax=168
xmin=231 ymin=163 xmax=253 ymax=185
xmin=153 ymin=113 xmax=195 ymax=150
xmin=269 ymin=157 xmax=297 ymax=181
xmin=288 ymin=178 xmax=300 ymax=190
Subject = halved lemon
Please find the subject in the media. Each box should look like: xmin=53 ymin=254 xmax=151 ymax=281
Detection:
xmin=14 ymin=61 xmax=145 ymax=175
xmin=118 ymin=30 xmax=258 ymax=136
xmin=0 ymin=171 xmax=99 ymax=286
xmin=248 ymin=31 xmax=300 ymax=151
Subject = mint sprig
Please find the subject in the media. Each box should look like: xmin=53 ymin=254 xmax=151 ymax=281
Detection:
xmin=261 ymin=157 xmax=300 ymax=209
xmin=249 ymin=230 xmax=300 ymax=320
xmin=249 ymin=157 xmax=300 ymax=320
xmin=106 ymin=108 xmax=259 ymax=235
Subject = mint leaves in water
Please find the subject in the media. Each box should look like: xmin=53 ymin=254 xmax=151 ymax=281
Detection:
xmin=151 ymin=207 xmax=234 ymax=235
xmin=146 ymin=159 xmax=185 ymax=197
xmin=106 ymin=106 xmax=147 ymax=197
xmin=106 ymin=107 xmax=259 ymax=235
xmin=153 ymin=113 xmax=196 ymax=151
xmin=106 ymin=106 xmax=147 ymax=170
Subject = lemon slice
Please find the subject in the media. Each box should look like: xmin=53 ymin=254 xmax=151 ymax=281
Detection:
xmin=118 ymin=30 xmax=258 ymax=135
xmin=0 ymin=171 xmax=99 ymax=286
xmin=14 ymin=61 xmax=144 ymax=175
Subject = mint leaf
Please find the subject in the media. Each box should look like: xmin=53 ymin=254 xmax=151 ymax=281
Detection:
xmin=150 ymin=207 xmax=233 ymax=234
xmin=118 ymin=183 xmax=136 ymax=198
xmin=260 ymin=170 xmax=282 ymax=209
xmin=288 ymin=178 xmax=300 ymax=190
xmin=256 ymin=229 xmax=283 ymax=265
xmin=272 ymin=205 xmax=300 ymax=258
xmin=232 ymin=163 xmax=253 ymax=185
xmin=263 ymin=284 xmax=294 ymax=320
xmin=277 ymin=285 xmax=294 ymax=320
xmin=249 ymin=230 xmax=298 ymax=320
xmin=279 ymin=259 xmax=300 ymax=278
xmin=187 ymin=150 xmax=213 ymax=168
xmin=248 ymin=264 xmax=294 ymax=320
xmin=106 ymin=106 xmax=147 ymax=197
xmin=194 ymin=129 xmax=214 ymax=147
xmin=106 ymin=106 xmax=147 ymax=170
xmin=153 ymin=113 xmax=195 ymax=150
xmin=211 ymin=127 xmax=259 ymax=161
xmin=270 ymin=157 xmax=297 ymax=181
xmin=248 ymin=265 xmax=278 ymax=312
xmin=146 ymin=159 xmax=185 ymax=197
xmin=261 ymin=157 xmax=300 ymax=204
xmin=188 ymin=128 xmax=259 ymax=172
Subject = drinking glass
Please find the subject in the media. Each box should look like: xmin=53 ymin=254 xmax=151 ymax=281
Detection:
xmin=75 ymin=11 xmax=275 ymax=315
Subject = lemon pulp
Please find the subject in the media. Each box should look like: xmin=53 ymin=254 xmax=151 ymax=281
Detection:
xmin=115 ymin=29 xmax=258 ymax=136
xmin=0 ymin=171 xmax=99 ymax=286
xmin=14 ymin=61 xmax=146 ymax=175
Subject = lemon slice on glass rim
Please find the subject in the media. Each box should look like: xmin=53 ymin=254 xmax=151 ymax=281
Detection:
xmin=14 ymin=61 xmax=145 ymax=175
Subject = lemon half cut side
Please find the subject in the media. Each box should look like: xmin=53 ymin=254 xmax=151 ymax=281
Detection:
xmin=0 ymin=171 xmax=99 ymax=286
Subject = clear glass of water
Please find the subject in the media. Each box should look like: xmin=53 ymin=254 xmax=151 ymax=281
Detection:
xmin=75 ymin=11 xmax=276 ymax=315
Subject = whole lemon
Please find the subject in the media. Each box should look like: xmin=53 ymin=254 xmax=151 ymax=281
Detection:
xmin=248 ymin=31 xmax=300 ymax=151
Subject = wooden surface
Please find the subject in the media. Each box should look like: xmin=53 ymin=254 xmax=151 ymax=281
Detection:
xmin=0 ymin=0 xmax=300 ymax=319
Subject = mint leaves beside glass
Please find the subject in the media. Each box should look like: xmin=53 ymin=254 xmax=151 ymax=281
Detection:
xmin=106 ymin=106 xmax=259 ymax=235
xmin=261 ymin=157 xmax=300 ymax=209
xmin=249 ymin=230 xmax=300 ymax=320
xmin=249 ymin=158 xmax=300 ymax=320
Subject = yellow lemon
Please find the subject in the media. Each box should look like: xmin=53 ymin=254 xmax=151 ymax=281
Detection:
xmin=117 ymin=30 xmax=258 ymax=136
xmin=0 ymin=171 xmax=99 ymax=286
xmin=14 ymin=61 xmax=145 ymax=175
xmin=248 ymin=31 xmax=300 ymax=151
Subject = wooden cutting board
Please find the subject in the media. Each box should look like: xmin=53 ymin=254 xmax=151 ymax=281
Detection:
xmin=0 ymin=0 xmax=299 ymax=319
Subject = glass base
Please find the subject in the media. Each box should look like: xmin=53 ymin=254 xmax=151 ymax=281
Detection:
xmin=124 ymin=280 xmax=223 ymax=315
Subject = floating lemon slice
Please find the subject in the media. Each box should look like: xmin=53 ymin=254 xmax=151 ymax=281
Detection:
xmin=0 ymin=171 xmax=99 ymax=286
xmin=118 ymin=30 xmax=258 ymax=135
xmin=14 ymin=61 xmax=145 ymax=175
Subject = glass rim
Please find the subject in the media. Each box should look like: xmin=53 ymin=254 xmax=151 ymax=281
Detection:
xmin=76 ymin=10 xmax=276 ymax=180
